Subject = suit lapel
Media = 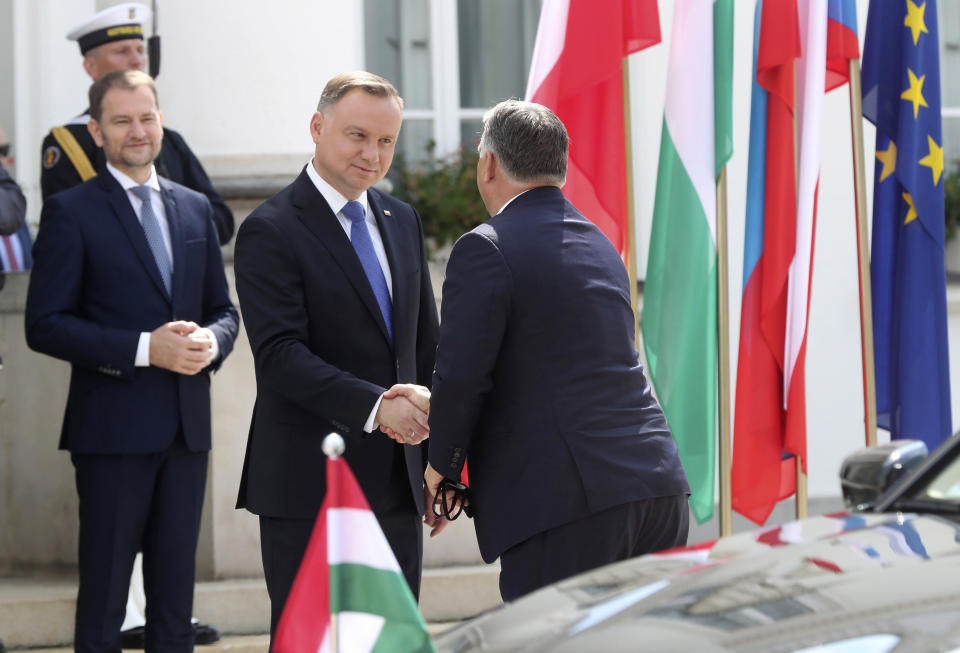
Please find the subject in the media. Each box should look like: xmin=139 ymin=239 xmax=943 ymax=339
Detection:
xmin=99 ymin=174 xmax=171 ymax=301
xmin=292 ymin=172 xmax=392 ymax=346
xmin=160 ymin=179 xmax=184 ymax=305
xmin=369 ymin=191 xmax=407 ymax=347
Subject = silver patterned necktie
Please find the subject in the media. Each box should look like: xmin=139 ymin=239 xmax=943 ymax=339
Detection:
xmin=131 ymin=185 xmax=172 ymax=295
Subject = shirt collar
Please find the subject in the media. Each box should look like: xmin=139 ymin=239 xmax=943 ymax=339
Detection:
xmin=305 ymin=159 xmax=369 ymax=218
xmin=106 ymin=162 xmax=160 ymax=193
xmin=496 ymin=188 xmax=533 ymax=216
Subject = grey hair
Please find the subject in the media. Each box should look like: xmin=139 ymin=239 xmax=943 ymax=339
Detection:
xmin=316 ymin=70 xmax=404 ymax=113
xmin=478 ymin=99 xmax=567 ymax=185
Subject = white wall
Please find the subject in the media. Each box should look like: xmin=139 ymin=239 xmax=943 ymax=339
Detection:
xmin=11 ymin=0 xmax=97 ymax=225
xmin=156 ymin=0 xmax=365 ymax=175
xmin=12 ymin=0 xmax=367 ymax=195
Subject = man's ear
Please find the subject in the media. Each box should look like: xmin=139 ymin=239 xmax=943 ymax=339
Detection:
xmin=82 ymin=55 xmax=98 ymax=81
xmin=88 ymin=118 xmax=104 ymax=147
xmin=482 ymin=151 xmax=498 ymax=183
xmin=309 ymin=112 xmax=324 ymax=144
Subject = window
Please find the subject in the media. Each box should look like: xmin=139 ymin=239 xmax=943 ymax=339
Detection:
xmin=364 ymin=0 xmax=540 ymax=164
xmin=940 ymin=1 xmax=959 ymax=168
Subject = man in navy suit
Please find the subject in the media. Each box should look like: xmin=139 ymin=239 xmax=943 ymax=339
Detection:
xmin=234 ymin=71 xmax=440 ymax=639
xmin=425 ymin=100 xmax=691 ymax=601
xmin=0 ymin=124 xmax=29 ymax=318
xmin=25 ymin=69 xmax=238 ymax=652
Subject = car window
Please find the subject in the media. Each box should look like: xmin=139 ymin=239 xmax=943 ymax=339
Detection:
xmin=908 ymin=454 xmax=960 ymax=502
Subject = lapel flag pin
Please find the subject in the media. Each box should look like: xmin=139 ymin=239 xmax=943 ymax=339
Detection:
xmin=383 ymin=210 xmax=391 ymax=216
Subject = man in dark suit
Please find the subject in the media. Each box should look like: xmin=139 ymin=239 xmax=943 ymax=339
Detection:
xmin=25 ymin=69 xmax=238 ymax=652
xmin=0 ymin=125 xmax=29 ymax=310
xmin=234 ymin=71 xmax=440 ymax=639
xmin=0 ymin=125 xmax=24 ymax=653
xmin=40 ymin=7 xmax=232 ymax=642
xmin=425 ymin=100 xmax=691 ymax=602
xmin=0 ymin=125 xmax=26 ymax=238
xmin=40 ymin=3 xmax=234 ymax=245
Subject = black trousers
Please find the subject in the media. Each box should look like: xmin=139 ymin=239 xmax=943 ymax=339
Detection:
xmin=258 ymin=462 xmax=423 ymax=650
xmin=71 ymin=435 xmax=208 ymax=653
xmin=498 ymin=494 xmax=690 ymax=602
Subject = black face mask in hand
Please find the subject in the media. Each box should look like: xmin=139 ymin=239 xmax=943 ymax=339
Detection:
xmin=433 ymin=478 xmax=473 ymax=520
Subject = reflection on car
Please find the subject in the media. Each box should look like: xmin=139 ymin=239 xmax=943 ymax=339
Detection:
xmin=435 ymin=435 xmax=960 ymax=652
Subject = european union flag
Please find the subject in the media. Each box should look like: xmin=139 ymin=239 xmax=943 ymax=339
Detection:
xmin=863 ymin=1 xmax=951 ymax=451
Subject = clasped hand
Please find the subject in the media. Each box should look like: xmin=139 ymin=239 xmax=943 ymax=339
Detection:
xmin=149 ymin=320 xmax=214 ymax=375
xmin=377 ymin=383 xmax=431 ymax=445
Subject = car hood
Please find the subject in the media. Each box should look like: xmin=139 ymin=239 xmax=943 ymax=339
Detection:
xmin=434 ymin=511 xmax=960 ymax=652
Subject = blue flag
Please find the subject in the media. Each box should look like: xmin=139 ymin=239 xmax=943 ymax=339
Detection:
xmin=863 ymin=0 xmax=951 ymax=451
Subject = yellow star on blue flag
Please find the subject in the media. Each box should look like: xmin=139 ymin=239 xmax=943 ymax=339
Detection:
xmin=862 ymin=0 xmax=951 ymax=450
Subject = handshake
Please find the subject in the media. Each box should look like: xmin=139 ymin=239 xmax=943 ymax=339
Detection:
xmin=375 ymin=383 xmax=460 ymax=538
xmin=375 ymin=383 xmax=431 ymax=445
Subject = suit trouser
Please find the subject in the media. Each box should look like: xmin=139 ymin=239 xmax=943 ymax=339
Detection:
xmin=71 ymin=435 xmax=208 ymax=653
xmin=258 ymin=453 xmax=422 ymax=649
xmin=498 ymin=494 xmax=690 ymax=602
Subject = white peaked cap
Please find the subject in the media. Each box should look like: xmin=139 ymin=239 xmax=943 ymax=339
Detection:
xmin=66 ymin=3 xmax=151 ymax=55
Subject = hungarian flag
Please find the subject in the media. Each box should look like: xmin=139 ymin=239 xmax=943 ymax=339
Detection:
xmin=641 ymin=0 xmax=733 ymax=525
xmin=273 ymin=455 xmax=434 ymax=653
xmin=732 ymin=0 xmax=858 ymax=525
xmin=525 ymin=0 xmax=661 ymax=259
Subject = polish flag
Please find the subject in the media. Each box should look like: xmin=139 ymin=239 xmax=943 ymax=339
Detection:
xmin=525 ymin=0 xmax=661 ymax=259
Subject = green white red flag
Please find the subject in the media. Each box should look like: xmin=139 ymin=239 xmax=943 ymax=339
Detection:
xmin=642 ymin=0 xmax=733 ymax=525
xmin=273 ymin=454 xmax=434 ymax=653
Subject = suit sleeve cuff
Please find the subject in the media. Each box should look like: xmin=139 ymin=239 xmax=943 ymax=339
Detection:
xmin=135 ymin=332 xmax=151 ymax=367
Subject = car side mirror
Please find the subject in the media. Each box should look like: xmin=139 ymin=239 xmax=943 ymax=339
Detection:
xmin=839 ymin=439 xmax=928 ymax=511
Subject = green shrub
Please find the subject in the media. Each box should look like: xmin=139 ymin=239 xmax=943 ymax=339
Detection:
xmin=391 ymin=141 xmax=487 ymax=253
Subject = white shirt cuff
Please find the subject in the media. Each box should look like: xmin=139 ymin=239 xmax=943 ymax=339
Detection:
xmin=197 ymin=327 xmax=220 ymax=362
xmin=364 ymin=394 xmax=384 ymax=433
xmin=137 ymin=328 xmax=218 ymax=368
xmin=136 ymin=332 xmax=151 ymax=367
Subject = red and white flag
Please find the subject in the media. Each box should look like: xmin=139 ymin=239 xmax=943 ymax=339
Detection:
xmin=525 ymin=0 xmax=661 ymax=259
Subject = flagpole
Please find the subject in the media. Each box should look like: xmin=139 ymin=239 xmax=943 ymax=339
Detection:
xmin=716 ymin=167 xmax=733 ymax=537
xmin=323 ymin=433 xmax=344 ymax=653
xmin=623 ymin=59 xmax=640 ymax=347
xmin=793 ymin=61 xmax=808 ymax=521
xmin=331 ymin=613 xmax=339 ymax=653
xmin=848 ymin=59 xmax=878 ymax=448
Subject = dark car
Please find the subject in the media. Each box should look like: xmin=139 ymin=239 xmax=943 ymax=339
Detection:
xmin=435 ymin=437 xmax=960 ymax=652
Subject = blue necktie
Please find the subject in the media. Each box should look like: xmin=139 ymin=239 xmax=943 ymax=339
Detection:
xmin=131 ymin=185 xmax=172 ymax=295
xmin=342 ymin=200 xmax=393 ymax=342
